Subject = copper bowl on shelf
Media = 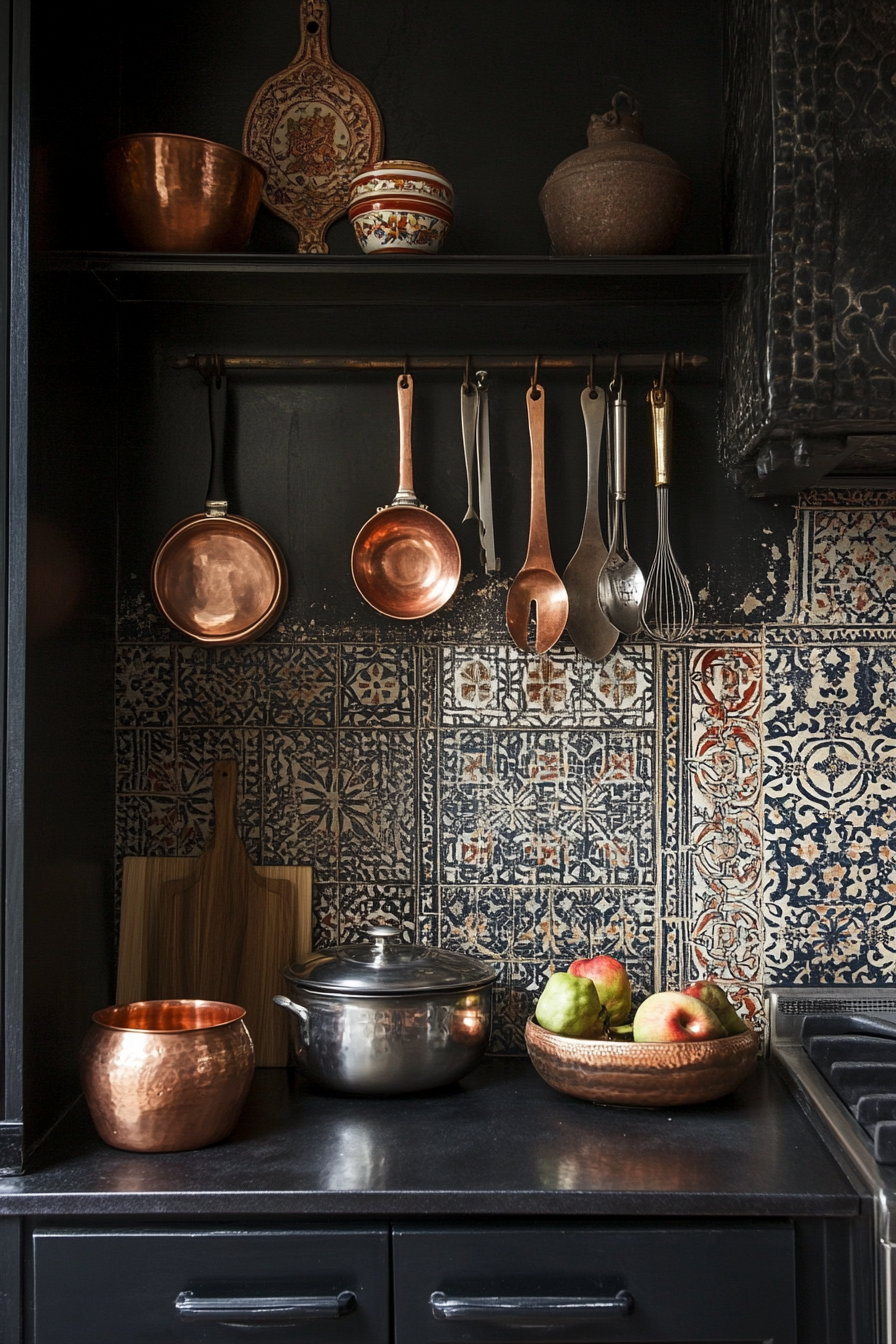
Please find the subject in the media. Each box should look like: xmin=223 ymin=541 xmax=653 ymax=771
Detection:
xmin=80 ymin=999 xmax=255 ymax=1153
xmin=525 ymin=1017 xmax=758 ymax=1108
xmin=104 ymin=133 xmax=265 ymax=252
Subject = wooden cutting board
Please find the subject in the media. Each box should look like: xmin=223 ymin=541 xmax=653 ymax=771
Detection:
xmin=242 ymin=0 xmax=384 ymax=252
xmin=118 ymin=761 xmax=311 ymax=1066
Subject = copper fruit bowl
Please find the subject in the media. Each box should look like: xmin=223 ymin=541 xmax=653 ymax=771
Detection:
xmin=104 ymin=133 xmax=265 ymax=252
xmin=80 ymin=999 xmax=255 ymax=1153
xmin=525 ymin=1017 xmax=758 ymax=1107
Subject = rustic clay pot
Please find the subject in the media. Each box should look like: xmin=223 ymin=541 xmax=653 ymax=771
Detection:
xmin=539 ymin=92 xmax=692 ymax=255
xmin=525 ymin=1017 xmax=757 ymax=1107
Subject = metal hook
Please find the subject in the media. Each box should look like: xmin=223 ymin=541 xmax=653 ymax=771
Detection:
xmin=531 ymin=354 xmax=541 ymax=393
xmin=587 ymin=353 xmax=597 ymax=398
xmin=655 ymin=352 xmax=667 ymax=393
xmin=401 ymin=354 xmax=410 ymax=388
xmin=463 ymin=355 xmax=473 ymax=396
xmin=609 ymin=353 xmax=623 ymax=400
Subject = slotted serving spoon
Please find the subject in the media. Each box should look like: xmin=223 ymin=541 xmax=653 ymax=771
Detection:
xmin=506 ymin=383 xmax=568 ymax=653
xmin=598 ymin=382 xmax=644 ymax=634
xmin=563 ymin=384 xmax=618 ymax=661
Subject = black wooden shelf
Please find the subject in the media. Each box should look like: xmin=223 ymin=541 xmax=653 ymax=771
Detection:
xmin=39 ymin=251 xmax=760 ymax=306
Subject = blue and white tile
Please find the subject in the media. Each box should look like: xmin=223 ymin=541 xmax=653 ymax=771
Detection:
xmin=177 ymin=645 xmax=267 ymax=725
xmin=340 ymin=646 xmax=416 ymax=725
xmin=337 ymin=730 xmax=418 ymax=882
xmin=764 ymin=637 xmax=896 ymax=981
xmin=338 ymin=885 xmax=417 ymax=941
xmin=116 ymin=645 xmax=174 ymax=726
xmin=440 ymin=886 xmax=514 ymax=959
xmin=795 ymin=494 xmax=896 ymax=624
xmin=579 ymin=643 xmax=656 ymax=726
xmin=262 ymin=728 xmax=339 ymax=874
xmin=439 ymin=730 xmax=655 ymax=886
xmin=312 ymin=881 xmax=339 ymax=949
xmin=267 ymin=644 xmax=338 ymax=726
xmin=176 ymin=728 xmax=263 ymax=799
xmin=116 ymin=729 xmax=177 ymax=795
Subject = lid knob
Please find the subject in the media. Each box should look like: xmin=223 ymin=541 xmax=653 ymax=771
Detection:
xmin=365 ymin=924 xmax=401 ymax=963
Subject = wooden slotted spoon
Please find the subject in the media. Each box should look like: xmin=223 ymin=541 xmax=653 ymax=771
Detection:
xmin=506 ymin=383 xmax=568 ymax=653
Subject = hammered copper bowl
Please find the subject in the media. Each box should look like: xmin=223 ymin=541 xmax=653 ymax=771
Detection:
xmin=80 ymin=1000 xmax=255 ymax=1153
xmin=104 ymin=133 xmax=265 ymax=252
xmin=525 ymin=1017 xmax=758 ymax=1107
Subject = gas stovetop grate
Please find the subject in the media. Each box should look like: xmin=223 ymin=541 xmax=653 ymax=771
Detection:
xmin=780 ymin=997 xmax=896 ymax=1015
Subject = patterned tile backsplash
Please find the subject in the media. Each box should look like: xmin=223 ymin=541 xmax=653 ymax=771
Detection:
xmin=116 ymin=492 xmax=896 ymax=1052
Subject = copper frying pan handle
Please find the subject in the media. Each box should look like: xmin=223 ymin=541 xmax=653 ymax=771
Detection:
xmin=206 ymin=373 xmax=229 ymax=517
xmin=392 ymin=373 xmax=421 ymax=507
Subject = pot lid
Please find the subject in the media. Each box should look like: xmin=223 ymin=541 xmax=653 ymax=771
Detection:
xmin=282 ymin=925 xmax=497 ymax=995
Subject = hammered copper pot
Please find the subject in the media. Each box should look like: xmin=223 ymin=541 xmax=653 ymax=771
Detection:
xmin=80 ymin=1000 xmax=255 ymax=1153
xmin=104 ymin=133 xmax=265 ymax=252
xmin=525 ymin=1017 xmax=757 ymax=1107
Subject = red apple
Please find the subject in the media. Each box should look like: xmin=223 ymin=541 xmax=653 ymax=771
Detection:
xmin=632 ymin=991 xmax=725 ymax=1043
xmin=682 ymin=980 xmax=747 ymax=1035
xmin=568 ymin=955 xmax=632 ymax=1026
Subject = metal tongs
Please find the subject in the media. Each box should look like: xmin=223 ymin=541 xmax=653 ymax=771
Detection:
xmin=460 ymin=365 xmax=500 ymax=574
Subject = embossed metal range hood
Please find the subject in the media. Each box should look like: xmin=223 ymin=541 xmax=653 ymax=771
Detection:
xmin=723 ymin=0 xmax=896 ymax=495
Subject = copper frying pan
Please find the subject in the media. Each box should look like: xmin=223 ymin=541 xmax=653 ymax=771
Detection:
xmin=151 ymin=368 xmax=288 ymax=645
xmin=351 ymin=374 xmax=461 ymax=619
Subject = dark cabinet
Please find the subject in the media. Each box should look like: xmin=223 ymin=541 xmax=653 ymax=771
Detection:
xmin=392 ymin=1221 xmax=797 ymax=1344
xmin=32 ymin=1225 xmax=390 ymax=1344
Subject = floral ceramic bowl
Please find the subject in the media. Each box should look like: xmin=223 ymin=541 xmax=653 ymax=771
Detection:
xmin=525 ymin=1016 xmax=758 ymax=1108
xmin=349 ymin=159 xmax=453 ymax=255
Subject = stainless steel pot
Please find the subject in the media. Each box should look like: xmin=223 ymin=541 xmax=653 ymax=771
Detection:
xmin=273 ymin=926 xmax=496 ymax=1094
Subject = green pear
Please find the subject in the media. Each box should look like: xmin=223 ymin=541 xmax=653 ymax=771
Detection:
xmin=535 ymin=972 xmax=609 ymax=1038
xmin=682 ymin=980 xmax=748 ymax=1035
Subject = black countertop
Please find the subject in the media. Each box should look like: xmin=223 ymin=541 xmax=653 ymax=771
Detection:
xmin=0 ymin=1059 xmax=860 ymax=1218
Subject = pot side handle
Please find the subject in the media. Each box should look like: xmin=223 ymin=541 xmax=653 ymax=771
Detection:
xmin=273 ymin=994 xmax=310 ymax=1046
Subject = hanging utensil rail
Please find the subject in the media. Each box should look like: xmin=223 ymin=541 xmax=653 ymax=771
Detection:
xmin=175 ymin=352 xmax=706 ymax=374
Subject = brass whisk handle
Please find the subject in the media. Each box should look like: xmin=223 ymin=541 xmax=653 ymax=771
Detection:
xmin=648 ymin=385 xmax=671 ymax=487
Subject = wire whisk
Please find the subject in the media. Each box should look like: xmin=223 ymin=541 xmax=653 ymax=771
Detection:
xmin=640 ymin=384 xmax=695 ymax=642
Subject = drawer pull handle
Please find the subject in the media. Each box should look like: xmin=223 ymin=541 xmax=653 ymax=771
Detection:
xmin=174 ymin=1290 xmax=356 ymax=1324
xmin=429 ymin=1290 xmax=634 ymax=1322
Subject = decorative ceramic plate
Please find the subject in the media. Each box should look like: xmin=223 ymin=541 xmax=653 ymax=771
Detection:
xmin=525 ymin=1017 xmax=758 ymax=1107
xmin=243 ymin=0 xmax=383 ymax=253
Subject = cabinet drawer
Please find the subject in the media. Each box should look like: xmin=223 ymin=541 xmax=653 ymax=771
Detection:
xmin=393 ymin=1223 xmax=796 ymax=1343
xmin=32 ymin=1225 xmax=389 ymax=1344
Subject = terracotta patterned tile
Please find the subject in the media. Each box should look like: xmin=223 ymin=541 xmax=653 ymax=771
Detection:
xmin=262 ymin=729 xmax=339 ymax=875
xmin=439 ymin=729 xmax=655 ymax=886
xmin=267 ymin=645 xmax=337 ymax=726
xmin=337 ymin=730 xmax=417 ymax=883
xmin=338 ymin=885 xmax=416 ymax=941
xmin=176 ymin=728 xmax=262 ymax=798
xmin=177 ymin=645 xmax=266 ymax=725
xmin=440 ymin=886 xmax=514 ymax=958
xmin=115 ymin=645 xmax=174 ymax=726
xmin=795 ymin=498 xmax=896 ymax=624
xmin=764 ymin=637 xmax=896 ymax=982
xmin=116 ymin=729 xmax=177 ymax=794
xmin=420 ymin=730 xmax=437 ymax=887
xmin=340 ymin=647 xmax=416 ymax=725
xmin=683 ymin=646 xmax=764 ymax=982
xmin=312 ymin=881 xmax=339 ymax=949
xmin=180 ymin=794 xmax=262 ymax=863
xmin=116 ymin=793 xmax=182 ymax=858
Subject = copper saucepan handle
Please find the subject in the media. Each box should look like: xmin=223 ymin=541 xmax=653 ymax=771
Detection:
xmin=392 ymin=373 xmax=420 ymax=507
xmin=206 ymin=373 xmax=229 ymax=517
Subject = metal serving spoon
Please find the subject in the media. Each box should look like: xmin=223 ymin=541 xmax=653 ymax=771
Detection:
xmin=598 ymin=383 xmax=644 ymax=634
xmin=563 ymin=384 xmax=618 ymax=661
xmin=506 ymin=383 xmax=568 ymax=653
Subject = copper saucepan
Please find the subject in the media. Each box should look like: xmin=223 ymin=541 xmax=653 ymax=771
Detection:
xmin=151 ymin=366 xmax=288 ymax=644
xmin=351 ymin=374 xmax=461 ymax=619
